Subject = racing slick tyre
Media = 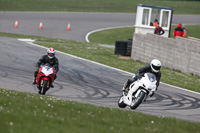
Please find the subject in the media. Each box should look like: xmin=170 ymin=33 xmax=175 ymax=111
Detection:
xmin=130 ymin=91 xmax=146 ymax=110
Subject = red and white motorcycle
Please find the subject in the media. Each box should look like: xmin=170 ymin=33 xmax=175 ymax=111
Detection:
xmin=36 ymin=63 xmax=55 ymax=95
xmin=118 ymin=73 xmax=157 ymax=110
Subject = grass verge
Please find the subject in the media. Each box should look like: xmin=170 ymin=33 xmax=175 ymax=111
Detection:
xmin=0 ymin=88 xmax=200 ymax=133
xmin=0 ymin=0 xmax=200 ymax=14
xmin=89 ymin=25 xmax=200 ymax=45
xmin=0 ymin=32 xmax=200 ymax=93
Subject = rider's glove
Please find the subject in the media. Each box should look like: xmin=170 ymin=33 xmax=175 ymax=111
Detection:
xmin=136 ymin=74 xmax=143 ymax=79
xmin=135 ymin=74 xmax=140 ymax=78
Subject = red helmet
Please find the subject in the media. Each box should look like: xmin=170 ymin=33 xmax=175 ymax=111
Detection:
xmin=47 ymin=48 xmax=55 ymax=59
xmin=177 ymin=23 xmax=182 ymax=28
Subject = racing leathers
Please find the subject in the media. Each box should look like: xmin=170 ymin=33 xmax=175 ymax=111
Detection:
xmin=33 ymin=55 xmax=59 ymax=84
xmin=123 ymin=64 xmax=161 ymax=96
xmin=173 ymin=27 xmax=184 ymax=39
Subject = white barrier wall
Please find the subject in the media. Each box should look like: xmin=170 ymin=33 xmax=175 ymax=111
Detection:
xmin=131 ymin=33 xmax=200 ymax=76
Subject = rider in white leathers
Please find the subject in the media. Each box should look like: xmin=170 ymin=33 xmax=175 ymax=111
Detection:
xmin=122 ymin=59 xmax=161 ymax=97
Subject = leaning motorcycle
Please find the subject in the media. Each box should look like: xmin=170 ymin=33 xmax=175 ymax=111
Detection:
xmin=118 ymin=73 xmax=157 ymax=110
xmin=36 ymin=63 xmax=55 ymax=95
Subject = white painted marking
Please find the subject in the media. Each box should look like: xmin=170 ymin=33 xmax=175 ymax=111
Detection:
xmin=85 ymin=25 xmax=134 ymax=42
xmin=18 ymin=38 xmax=35 ymax=42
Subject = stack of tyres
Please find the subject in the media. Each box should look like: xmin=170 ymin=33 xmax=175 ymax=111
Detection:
xmin=115 ymin=41 xmax=128 ymax=56
xmin=115 ymin=40 xmax=132 ymax=56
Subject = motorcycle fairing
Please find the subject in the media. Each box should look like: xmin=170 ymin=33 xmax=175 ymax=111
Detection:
xmin=123 ymin=73 xmax=157 ymax=106
xmin=123 ymin=81 xmax=140 ymax=106
xmin=140 ymin=73 xmax=157 ymax=92
xmin=36 ymin=64 xmax=55 ymax=87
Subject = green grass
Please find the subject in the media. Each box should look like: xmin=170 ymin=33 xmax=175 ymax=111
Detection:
xmin=89 ymin=27 xmax=135 ymax=45
xmin=0 ymin=32 xmax=200 ymax=93
xmin=0 ymin=88 xmax=200 ymax=133
xmin=35 ymin=40 xmax=200 ymax=93
xmin=89 ymin=25 xmax=200 ymax=45
xmin=170 ymin=25 xmax=200 ymax=39
xmin=1 ymin=0 xmax=200 ymax=132
xmin=0 ymin=0 xmax=200 ymax=14
xmin=87 ymin=25 xmax=200 ymax=93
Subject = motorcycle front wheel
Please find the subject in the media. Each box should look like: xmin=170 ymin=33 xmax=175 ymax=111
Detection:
xmin=41 ymin=80 xmax=49 ymax=95
xmin=130 ymin=91 xmax=146 ymax=110
xmin=118 ymin=95 xmax=127 ymax=108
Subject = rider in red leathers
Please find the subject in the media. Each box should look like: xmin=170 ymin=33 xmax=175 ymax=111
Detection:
xmin=173 ymin=23 xmax=185 ymax=39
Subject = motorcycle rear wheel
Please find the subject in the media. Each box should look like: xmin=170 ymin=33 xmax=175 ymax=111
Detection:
xmin=130 ymin=91 xmax=146 ymax=110
xmin=118 ymin=95 xmax=127 ymax=108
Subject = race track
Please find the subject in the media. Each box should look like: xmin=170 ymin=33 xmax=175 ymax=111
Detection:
xmin=0 ymin=12 xmax=200 ymax=122
xmin=0 ymin=12 xmax=200 ymax=41
xmin=0 ymin=37 xmax=199 ymax=123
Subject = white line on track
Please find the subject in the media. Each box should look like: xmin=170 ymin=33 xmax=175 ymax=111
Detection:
xmin=85 ymin=25 xmax=134 ymax=42
xmin=18 ymin=38 xmax=200 ymax=95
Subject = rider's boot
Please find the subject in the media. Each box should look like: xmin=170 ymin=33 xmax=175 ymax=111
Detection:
xmin=51 ymin=83 xmax=54 ymax=88
xmin=32 ymin=78 xmax=36 ymax=85
xmin=122 ymin=86 xmax=128 ymax=91
xmin=122 ymin=85 xmax=128 ymax=91
xmin=122 ymin=80 xmax=130 ymax=92
xmin=38 ymin=90 xmax=41 ymax=94
xmin=51 ymin=75 xmax=57 ymax=88
xmin=122 ymin=82 xmax=129 ymax=96
xmin=122 ymin=77 xmax=138 ymax=91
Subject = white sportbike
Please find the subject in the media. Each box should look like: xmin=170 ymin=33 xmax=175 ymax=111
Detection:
xmin=118 ymin=73 xmax=157 ymax=110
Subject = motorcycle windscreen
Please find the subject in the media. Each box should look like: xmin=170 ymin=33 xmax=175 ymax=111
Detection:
xmin=142 ymin=73 xmax=157 ymax=90
xmin=41 ymin=67 xmax=54 ymax=76
xmin=146 ymin=73 xmax=156 ymax=82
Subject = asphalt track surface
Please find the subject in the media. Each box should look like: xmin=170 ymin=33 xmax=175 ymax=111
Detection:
xmin=0 ymin=12 xmax=200 ymax=123
xmin=0 ymin=12 xmax=200 ymax=41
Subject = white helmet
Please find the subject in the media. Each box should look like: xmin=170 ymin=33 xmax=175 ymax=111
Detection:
xmin=150 ymin=59 xmax=161 ymax=73
xmin=47 ymin=48 xmax=55 ymax=59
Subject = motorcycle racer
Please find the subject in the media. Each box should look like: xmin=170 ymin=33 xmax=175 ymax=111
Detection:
xmin=122 ymin=59 xmax=161 ymax=96
xmin=32 ymin=48 xmax=59 ymax=87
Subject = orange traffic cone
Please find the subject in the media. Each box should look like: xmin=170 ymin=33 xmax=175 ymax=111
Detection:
xmin=39 ymin=21 xmax=43 ymax=29
xmin=67 ymin=21 xmax=71 ymax=31
xmin=14 ymin=20 xmax=18 ymax=28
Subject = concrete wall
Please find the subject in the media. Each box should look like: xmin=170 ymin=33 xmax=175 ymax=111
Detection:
xmin=131 ymin=33 xmax=200 ymax=76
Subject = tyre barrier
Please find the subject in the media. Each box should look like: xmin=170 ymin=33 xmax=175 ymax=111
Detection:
xmin=115 ymin=39 xmax=132 ymax=56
